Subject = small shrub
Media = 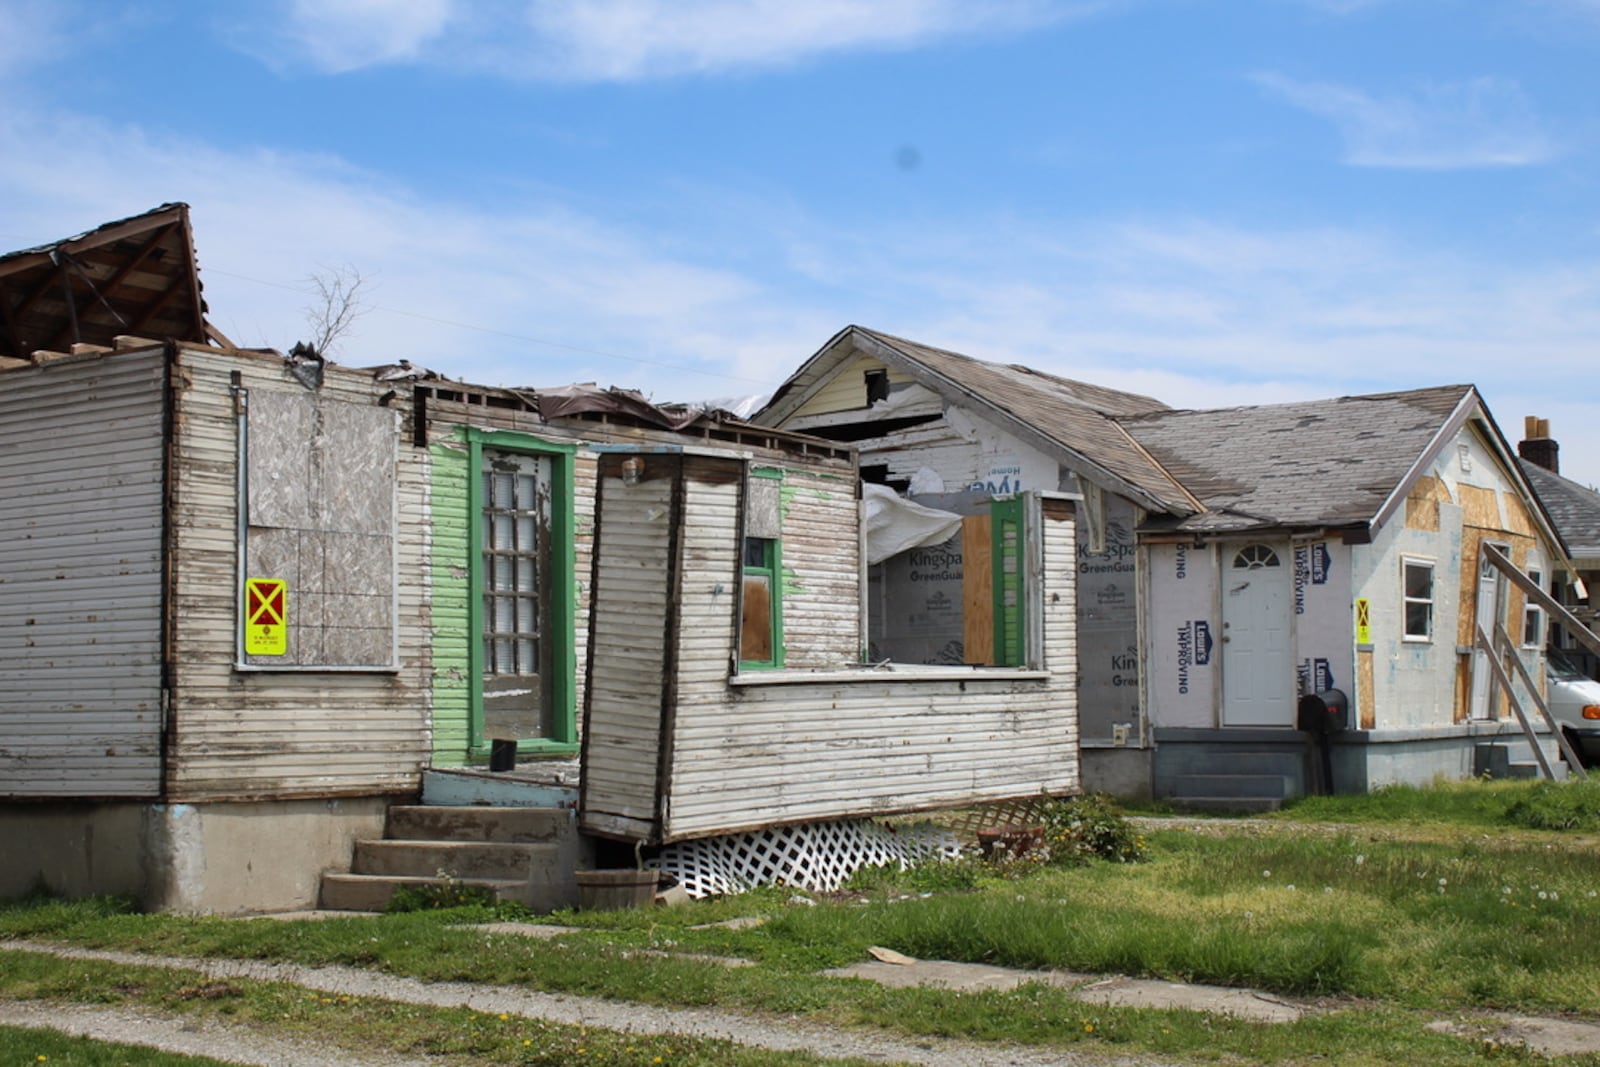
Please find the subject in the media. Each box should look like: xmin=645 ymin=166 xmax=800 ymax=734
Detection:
xmin=1039 ymin=794 xmax=1147 ymax=865
xmin=386 ymin=871 xmax=498 ymax=913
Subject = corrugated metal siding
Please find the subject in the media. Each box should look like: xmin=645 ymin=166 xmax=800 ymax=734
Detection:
xmin=579 ymin=461 xmax=676 ymax=829
xmin=0 ymin=351 xmax=167 ymax=798
xmin=164 ymin=350 xmax=429 ymax=800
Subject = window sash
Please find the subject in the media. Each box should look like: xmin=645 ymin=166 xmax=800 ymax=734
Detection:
xmin=1402 ymin=560 xmax=1434 ymax=641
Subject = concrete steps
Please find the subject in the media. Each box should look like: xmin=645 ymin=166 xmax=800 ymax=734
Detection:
xmin=1165 ymin=773 xmax=1289 ymax=813
xmin=319 ymin=804 xmax=585 ymax=913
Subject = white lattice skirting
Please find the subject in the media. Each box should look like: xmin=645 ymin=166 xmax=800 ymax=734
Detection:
xmin=650 ymin=818 xmax=963 ymax=898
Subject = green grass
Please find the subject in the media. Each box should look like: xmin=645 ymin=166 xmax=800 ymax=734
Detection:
xmin=1280 ymin=776 xmax=1600 ymax=831
xmin=7 ymin=779 xmax=1600 ymax=1064
xmin=1 ymin=1023 xmax=241 ymax=1067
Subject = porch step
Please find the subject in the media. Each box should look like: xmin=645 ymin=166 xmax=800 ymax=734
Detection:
xmin=319 ymin=874 xmax=528 ymax=913
xmin=1166 ymin=773 xmax=1288 ymax=814
xmin=318 ymin=803 xmax=588 ymax=914
xmin=385 ymin=805 xmax=568 ymax=843
xmin=1168 ymin=796 xmax=1284 ymax=814
xmin=351 ymin=839 xmax=557 ymax=880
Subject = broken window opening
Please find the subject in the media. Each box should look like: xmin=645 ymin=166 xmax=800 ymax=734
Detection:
xmin=739 ymin=468 xmax=786 ymax=670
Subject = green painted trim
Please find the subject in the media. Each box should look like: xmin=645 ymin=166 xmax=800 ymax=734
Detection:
xmin=739 ymin=466 xmax=787 ymax=672
xmin=429 ymin=439 xmax=473 ymax=766
xmin=991 ymin=496 xmax=1025 ymax=667
xmin=465 ymin=427 xmax=579 ymax=755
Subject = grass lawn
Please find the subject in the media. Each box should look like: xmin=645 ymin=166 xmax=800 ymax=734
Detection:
xmin=4 ymin=779 xmax=1600 ymax=1065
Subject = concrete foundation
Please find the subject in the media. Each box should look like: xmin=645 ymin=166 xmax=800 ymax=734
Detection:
xmin=1 ymin=797 xmax=395 ymax=914
xmin=1079 ymin=746 xmax=1153 ymax=800
xmin=1151 ymin=723 xmax=1564 ymax=800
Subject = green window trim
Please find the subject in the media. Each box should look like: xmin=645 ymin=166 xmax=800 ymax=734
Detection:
xmin=466 ymin=428 xmax=579 ymax=757
xmin=991 ymin=495 xmax=1026 ymax=667
xmin=739 ymin=466 xmax=787 ymax=671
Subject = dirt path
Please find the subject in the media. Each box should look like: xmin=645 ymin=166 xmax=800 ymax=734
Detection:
xmin=0 ymin=941 xmax=1150 ymax=1067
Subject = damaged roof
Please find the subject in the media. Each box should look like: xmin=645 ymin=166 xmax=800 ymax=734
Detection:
xmin=759 ymin=325 xmax=1200 ymax=515
xmin=1117 ymin=384 xmax=1478 ymax=534
xmin=1520 ymin=460 xmax=1600 ymax=562
xmin=0 ymin=203 xmax=222 ymax=362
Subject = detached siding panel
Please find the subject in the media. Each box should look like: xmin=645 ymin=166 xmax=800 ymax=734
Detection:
xmin=660 ymin=485 xmax=1078 ymax=841
xmin=0 ymin=352 xmax=166 ymax=798
xmin=164 ymin=351 xmax=429 ymax=800
xmin=580 ymin=465 xmax=674 ymax=828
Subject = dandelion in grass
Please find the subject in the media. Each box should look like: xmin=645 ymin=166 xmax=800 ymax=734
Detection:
xmin=1262 ymin=870 xmax=1271 ymax=878
xmin=1355 ymin=854 xmax=1365 ymax=865
xmin=1286 ymin=884 xmax=1295 ymax=891
xmin=1323 ymin=886 xmax=1332 ymax=894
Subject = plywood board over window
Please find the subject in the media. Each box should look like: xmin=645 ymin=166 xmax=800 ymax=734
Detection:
xmin=243 ymin=388 xmax=397 ymax=668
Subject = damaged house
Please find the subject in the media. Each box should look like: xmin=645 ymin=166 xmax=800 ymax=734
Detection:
xmin=757 ymin=327 xmax=1573 ymax=806
xmin=0 ymin=210 xmax=1082 ymax=913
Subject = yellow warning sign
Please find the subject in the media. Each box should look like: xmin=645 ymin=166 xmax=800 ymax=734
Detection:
xmin=245 ymin=578 xmax=288 ymax=656
xmin=1355 ymin=597 xmax=1371 ymax=645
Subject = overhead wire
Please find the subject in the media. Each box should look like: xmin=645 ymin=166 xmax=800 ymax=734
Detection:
xmin=202 ymin=266 xmax=772 ymax=387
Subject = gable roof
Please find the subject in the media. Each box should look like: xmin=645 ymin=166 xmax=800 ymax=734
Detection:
xmin=1520 ymin=460 xmax=1600 ymax=562
xmin=757 ymin=325 xmax=1200 ymax=515
xmin=1117 ymin=384 xmax=1490 ymax=536
xmin=0 ymin=203 xmax=223 ymax=362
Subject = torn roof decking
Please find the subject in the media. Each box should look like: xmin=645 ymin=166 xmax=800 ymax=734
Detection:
xmin=760 ymin=325 xmax=1200 ymax=515
xmin=0 ymin=203 xmax=218 ymax=362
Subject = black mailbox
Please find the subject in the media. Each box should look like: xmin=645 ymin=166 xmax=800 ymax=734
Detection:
xmin=1298 ymin=689 xmax=1349 ymax=734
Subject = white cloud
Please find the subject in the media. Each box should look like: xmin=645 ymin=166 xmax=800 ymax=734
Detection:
xmin=244 ymin=0 xmax=1088 ymax=81
xmin=274 ymin=0 xmax=455 ymax=73
xmin=1254 ymin=72 xmax=1559 ymax=168
xmin=6 ymin=96 xmax=1600 ymax=485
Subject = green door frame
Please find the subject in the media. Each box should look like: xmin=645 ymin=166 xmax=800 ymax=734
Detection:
xmin=467 ymin=428 xmax=579 ymax=757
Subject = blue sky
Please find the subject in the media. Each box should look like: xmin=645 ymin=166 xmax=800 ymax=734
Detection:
xmin=5 ymin=0 xmax=1600 ymax=487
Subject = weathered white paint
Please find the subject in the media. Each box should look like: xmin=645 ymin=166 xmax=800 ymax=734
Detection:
xmin=580 ymin=451 xmax=1080 ymax=842
xmin=165 ymin=347 xmax=431 ymax=799
xmin=0 ymin=350 xmax=166 ymax=798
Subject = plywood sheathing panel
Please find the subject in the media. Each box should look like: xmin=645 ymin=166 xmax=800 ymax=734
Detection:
xmin=1405 ymin=474 xmax=1451 ymax=532
xmin=1358 ymin=649 xmax=1376 ymax=730
xmin=1458 ymin=484 xmax=1500 ymax=530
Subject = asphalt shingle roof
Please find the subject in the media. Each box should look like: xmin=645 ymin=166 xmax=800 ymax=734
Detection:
xmin=1117 ymin=384 xmax=1475 ymax=533
xmin=1519 ymin=459 xmax=1600 ymax=560
xmin=848 ymin=328 xmax=1198 ymax=513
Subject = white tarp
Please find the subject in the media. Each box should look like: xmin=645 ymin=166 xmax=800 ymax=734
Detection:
xmin=863 ymin=483 xmax=964 ymax=565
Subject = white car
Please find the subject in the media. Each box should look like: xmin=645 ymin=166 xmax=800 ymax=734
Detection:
xmin=1547 ymin=653 xmax=1600 ymax=768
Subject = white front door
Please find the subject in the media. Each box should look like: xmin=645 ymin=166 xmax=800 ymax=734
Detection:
xmin=1221 ymin=542 xmax=1295 ymax=726
xmin=1469 ymin=542 xmax=1508 ymax=720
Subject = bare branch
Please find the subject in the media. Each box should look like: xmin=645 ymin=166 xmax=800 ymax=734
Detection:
xmin=302 ymin=265 xmax=370 ymax=358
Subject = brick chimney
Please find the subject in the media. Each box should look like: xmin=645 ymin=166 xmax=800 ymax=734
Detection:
xmin=1519 ymin=415 xmax=1559 ymax=474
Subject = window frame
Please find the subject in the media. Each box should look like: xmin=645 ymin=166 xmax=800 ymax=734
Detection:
xmin=1401 ymin=556 xmax=1435 ymax=643
xmin=737 ymin=466 xmax=786 ymax=672
xmin=465 ymin=428 xmax=578 ymax=757
xmin=1522 ymin=567 xmax=1545 ymax=649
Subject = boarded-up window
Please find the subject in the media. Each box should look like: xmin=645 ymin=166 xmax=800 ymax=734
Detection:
xmin=243 ymin=389 xmax=397 ymax=668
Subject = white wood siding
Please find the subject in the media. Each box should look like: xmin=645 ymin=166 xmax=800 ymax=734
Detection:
xmin=659 ymin=486 xmax=1078 ymax=841
xmin=0 ymin=351 xmax=166 ymax=798
xmin=580 ymin=462 xmax=674 ymax=828
xmin=164 ymin=349 xmax=430 ymax=799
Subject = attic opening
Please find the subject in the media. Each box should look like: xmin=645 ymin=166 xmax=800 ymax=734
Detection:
xmin=798 ymin=412 xmax=941 ymax=443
